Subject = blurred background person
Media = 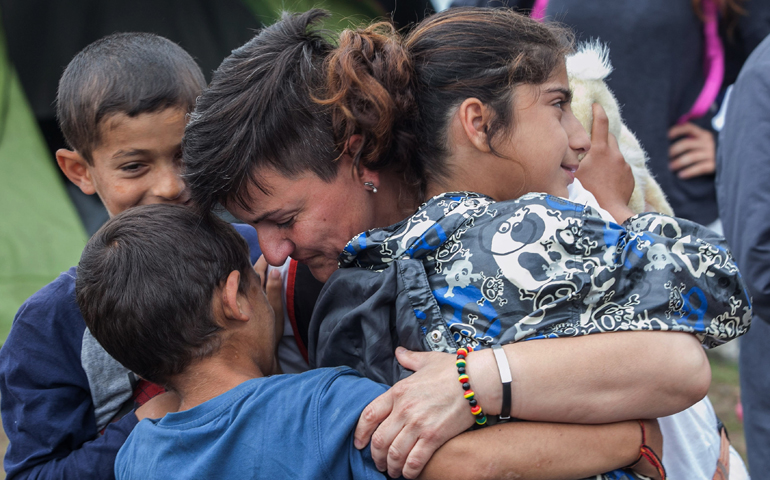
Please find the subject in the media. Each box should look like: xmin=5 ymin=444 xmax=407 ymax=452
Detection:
xmin=716 ymin=32 xmax=770 ymax=476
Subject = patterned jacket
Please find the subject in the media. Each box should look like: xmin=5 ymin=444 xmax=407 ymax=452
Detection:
xmin=310 ymin=192 xmax=751 ymax=385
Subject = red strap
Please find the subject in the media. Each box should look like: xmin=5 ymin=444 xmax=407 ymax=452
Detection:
xmin=286 ymin=259 xmax=309 ymax=363
xmin=131 ymin=379 xmax=166 ymax=406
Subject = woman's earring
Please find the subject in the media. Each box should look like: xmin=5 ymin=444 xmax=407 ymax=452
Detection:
xmin=364 ymin=182 xmax=378 ymax=193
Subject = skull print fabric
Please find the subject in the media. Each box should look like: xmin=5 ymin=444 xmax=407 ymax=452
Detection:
xmin=309 ymin=191 xmax=750 ymax=480
xmin=337 ymin=192 xmax=750 ymax=352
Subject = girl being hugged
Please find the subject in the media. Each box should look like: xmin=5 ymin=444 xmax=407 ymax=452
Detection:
xmin=313 ymin=7 xmax=747 ymax=382
xmin=311 ymin=8 xmax=750 ymax=480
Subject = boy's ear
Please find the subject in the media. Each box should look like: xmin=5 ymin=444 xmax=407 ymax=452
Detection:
xmin=56 ymin=149 xmax=96 ymax=195
xmin=221 ymin=270 xmax=250 ymax=323
xmin=457 ymin=98 xmax=493 ymax=153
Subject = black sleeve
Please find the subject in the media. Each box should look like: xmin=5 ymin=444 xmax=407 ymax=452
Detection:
xmin=308 ymin=260 xmax=440 ymax=386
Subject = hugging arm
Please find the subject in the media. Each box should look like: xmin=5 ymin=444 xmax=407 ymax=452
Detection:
xmin=419 ymin=419 xmax=663 ymax=480
xmin=356 ymin=332 xmax=703 ymax=478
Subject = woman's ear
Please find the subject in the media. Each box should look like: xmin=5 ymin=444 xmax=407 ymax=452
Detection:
xmin=457 ymin=98 xmax=493 ymax=153
xmin=357 ymin=165 xmax=381 ymax=191
xmin=56 ymin=149 xmax=96 ymax=195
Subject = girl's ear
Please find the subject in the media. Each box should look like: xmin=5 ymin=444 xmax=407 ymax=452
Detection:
xmin=457 ymin=98 xmax=494 ymax=153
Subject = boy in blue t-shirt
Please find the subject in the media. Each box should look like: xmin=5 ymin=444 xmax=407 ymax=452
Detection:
xmin=0 ymin=33 xmax=263 ymax=479
xmin=76 ymin=204 xmax=389 ymax=480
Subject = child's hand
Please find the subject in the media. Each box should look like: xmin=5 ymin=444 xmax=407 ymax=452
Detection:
xmin=254 ymin=256 xmax=284 ymax=373
xmin=135 ymin=391 xmax=180 ymax=420
xmin=576 ymin=103 xmax=635 ymax=223
xmin=668 ymin=122 xmax=716 ymax=179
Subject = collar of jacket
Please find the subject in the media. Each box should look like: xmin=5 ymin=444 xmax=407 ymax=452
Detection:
xmin=338 ymin=191 xmax=496 ymax=270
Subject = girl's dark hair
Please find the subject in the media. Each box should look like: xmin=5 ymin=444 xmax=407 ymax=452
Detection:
xmin=323 ymin=7 xmax=573 ymax=195
xmin=75 ymin=204 xmax=253 ymax=387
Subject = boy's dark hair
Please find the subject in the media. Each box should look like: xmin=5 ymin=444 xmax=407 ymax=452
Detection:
xmin=75 ymin=204 xmax=252 ymax=387
xmin=57 ymin=32 xmax=206 ymax=164
xmin=184 ymin=10 xmax=339 ymax=214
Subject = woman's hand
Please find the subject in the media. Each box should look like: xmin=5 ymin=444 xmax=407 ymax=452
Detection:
xmin=354 ymin=347 xmax=476 ymax=479
xmin=576 ymin=103 xmax=635 ymax=223
xmin=668 ymin=122 xmax=716 ymax=179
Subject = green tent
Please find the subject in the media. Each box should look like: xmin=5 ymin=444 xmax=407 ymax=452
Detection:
xmin=243 ymin=0 xmax=387 ymax=30
xmin=0 ymin=22 xmax=87 ymax=342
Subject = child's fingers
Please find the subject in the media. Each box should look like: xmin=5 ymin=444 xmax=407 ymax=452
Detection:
xmin=590 ymin=103 xmax=610 ymax=144
xmin=265 ymin=269 xmax=283 ymax=320
xmin=254 ymin=255 xmax=269 ymax=288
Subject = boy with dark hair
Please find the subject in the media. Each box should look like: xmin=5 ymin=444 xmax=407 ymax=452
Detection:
xmin=76 ymin=204 xmax=388 ymax=479
xmin=0 ymin=32 xmax=261 ymax=479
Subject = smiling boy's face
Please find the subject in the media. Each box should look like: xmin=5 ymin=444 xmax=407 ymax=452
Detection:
xmin=58 ymin=107 xmax=191 ymax=217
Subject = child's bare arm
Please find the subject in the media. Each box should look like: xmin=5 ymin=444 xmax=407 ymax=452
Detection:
xmin=418 ymin=419 xmax=663 ymax=480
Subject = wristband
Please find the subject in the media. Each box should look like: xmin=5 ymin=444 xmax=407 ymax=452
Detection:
xmin=492 ymin=344 xmax=512 ymax=420
xmin=456 ymin=347 xmax=487 ymax=426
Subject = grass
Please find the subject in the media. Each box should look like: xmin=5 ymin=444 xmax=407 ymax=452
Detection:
xmin=706 ymin=350 xmax=746 ymax=461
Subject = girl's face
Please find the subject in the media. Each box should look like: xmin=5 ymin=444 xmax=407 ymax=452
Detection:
xmin=494 ymin=64 xmax=590 ymax=199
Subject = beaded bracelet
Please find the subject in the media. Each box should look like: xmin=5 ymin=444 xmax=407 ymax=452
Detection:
xmin=456 ymin=347 xmax=487 ymax=426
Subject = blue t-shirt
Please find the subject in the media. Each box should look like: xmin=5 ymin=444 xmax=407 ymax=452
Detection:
xmin=116 ymin=368 xmax=389 ymax=480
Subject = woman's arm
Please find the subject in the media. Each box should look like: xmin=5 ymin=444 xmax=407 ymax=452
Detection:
xmin=356 ymin=331 xmax=706 ymax=478
xmin=419 ymin=419 xmax=663 ymax=480
xmin=471 ymin=331 xmax=709 ymax=423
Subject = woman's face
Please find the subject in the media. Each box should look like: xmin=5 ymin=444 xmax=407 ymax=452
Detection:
xmin=226 ymin=163 xmax=377 ymax=282
xmin=494 ymin=64 xmax=591 ymax=199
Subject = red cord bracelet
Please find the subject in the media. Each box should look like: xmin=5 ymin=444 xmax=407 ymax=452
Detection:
xmin=626 ymin=420 xmax=667 ymax=479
